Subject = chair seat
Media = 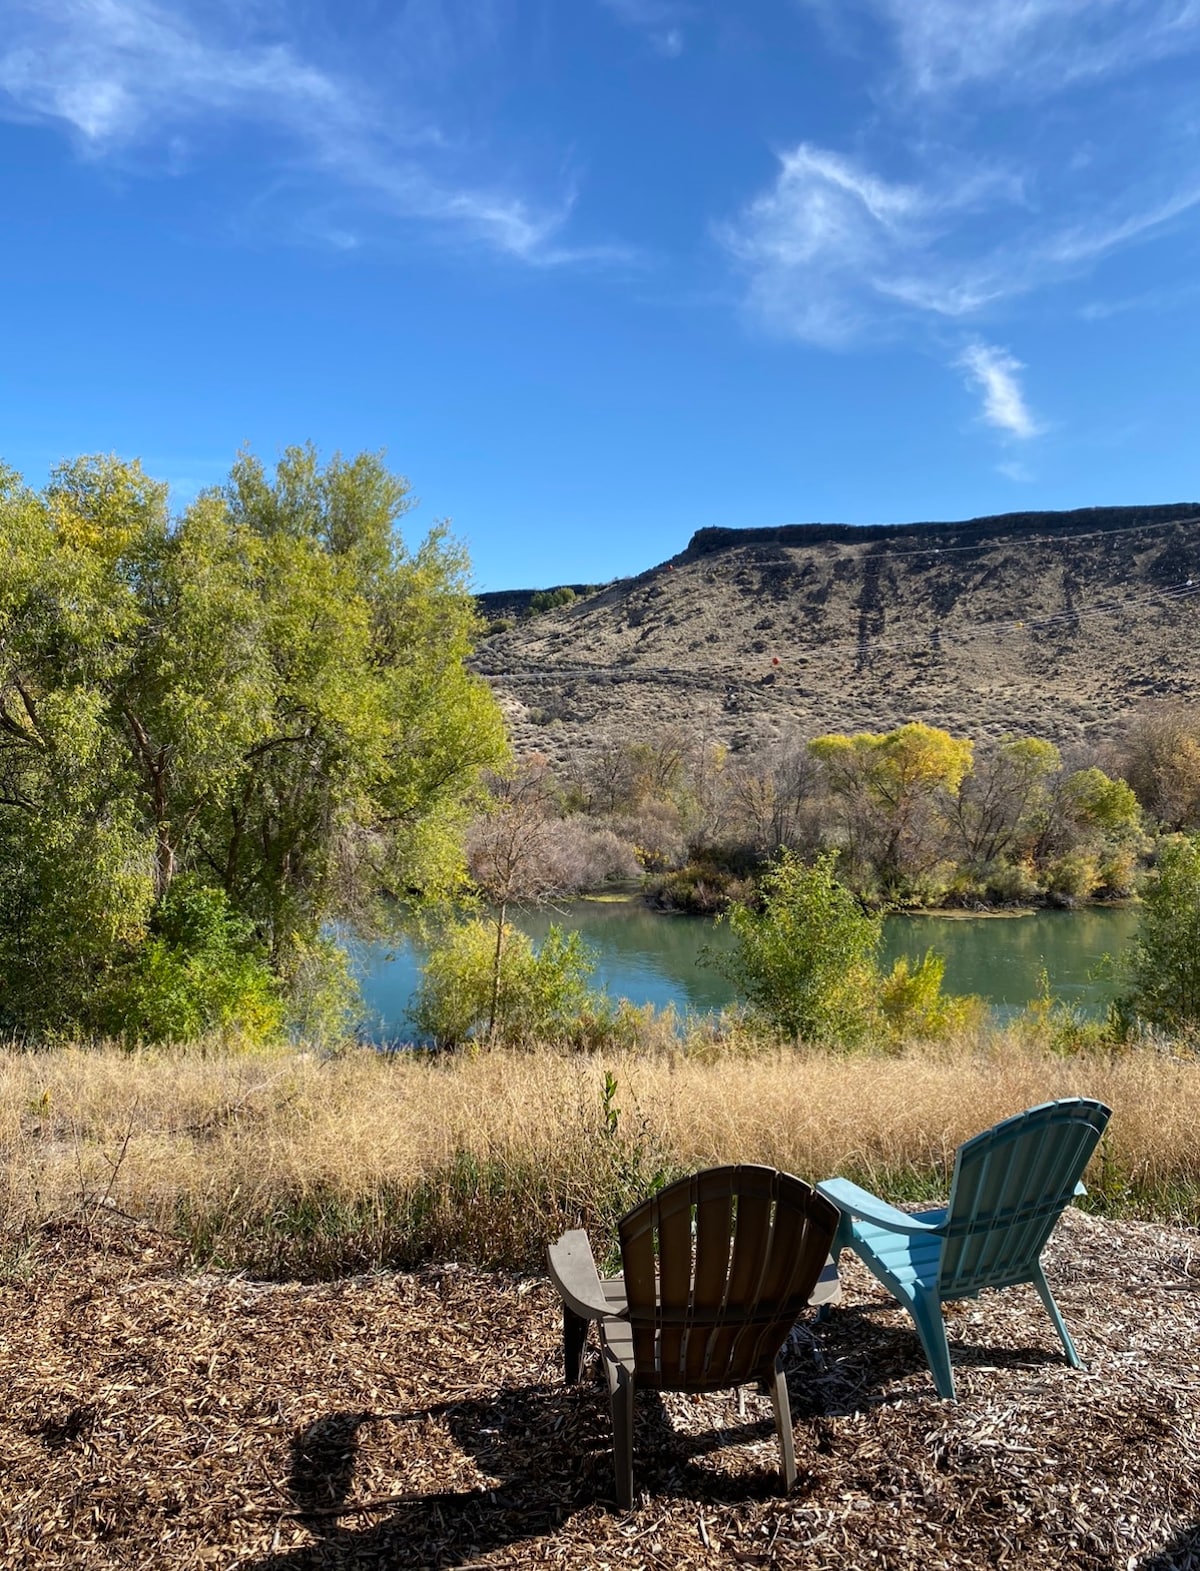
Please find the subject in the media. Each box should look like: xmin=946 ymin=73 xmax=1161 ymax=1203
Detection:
xmin=845 ymin=1217 xmax=945 ymax=1296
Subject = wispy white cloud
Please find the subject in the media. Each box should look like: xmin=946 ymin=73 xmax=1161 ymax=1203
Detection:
xmin=724 ymin=0 xmax=1200 ymax=443
xmin=1042 ymin=182 xmax=1200 ymax=265
xmin=958 ymin=343 xmax=1042 ymax=439
xmin=1080 ymin=279 xmax=1200 ymax=319
xmin=716 ymin=142 xmax=1029 ymax=346
xmin=720 ymin=131 xmax=1200 ymax=360
xmin=598 ymin=0 xmax=689 ymax=56
xmin=0 ymin=0 xmax=598 ymax=265
xmin=0 ymin=0 xmax=346 ymax=145
xmin=806 ymin=0 xmax=1200 ymax=100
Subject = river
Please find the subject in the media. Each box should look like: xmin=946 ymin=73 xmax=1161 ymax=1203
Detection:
xmin=355 ymin=900 xmax=1140 ymax=1043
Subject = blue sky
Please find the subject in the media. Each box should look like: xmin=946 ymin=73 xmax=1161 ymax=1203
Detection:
xmin=1 ymin=1 xmax=1198 ymax=590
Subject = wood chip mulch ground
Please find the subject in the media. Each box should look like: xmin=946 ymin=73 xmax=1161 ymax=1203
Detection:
xmin=2 ymin=1209 xmax=1199 ymax=1570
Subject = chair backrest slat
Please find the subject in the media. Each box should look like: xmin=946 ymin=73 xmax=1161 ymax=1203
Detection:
xmin=617 ymin=1165 xmax=839 ymax=1391
xmin=688 ymin=1171 xmax=739 ymax=1383
xmin=656 ymin=1179 xmax=696 ymax=1374
xmin=939 ymin=1098 xmax=1111 ymax=1295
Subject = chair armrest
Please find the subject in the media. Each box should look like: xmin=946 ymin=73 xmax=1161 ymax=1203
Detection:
xmin=547 ymin=1229 xmax=613 ymax=1321
xmin=817 ymin=1177 xmax=945 ymax=1235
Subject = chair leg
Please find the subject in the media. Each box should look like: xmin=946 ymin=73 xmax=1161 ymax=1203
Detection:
xmin=769 ymin=1362 xmax=797 ymax=1492
xmin=563 ymin=1304 xmax=589 ymax=1385
xmin=1031 ymin=1265 xmax=1082 ymax=1368
xmin=605 ymin=1356 xmax=635 ymax=1510
xmin=817 ymin=1233 xmax=849 ymax=1323
xmin=907 ymin=1290 xmax=958 ymax=1402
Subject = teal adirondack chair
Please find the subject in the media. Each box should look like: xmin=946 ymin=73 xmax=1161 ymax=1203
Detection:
xmin=816 ymin=1098 xmax=1112 ymax=1401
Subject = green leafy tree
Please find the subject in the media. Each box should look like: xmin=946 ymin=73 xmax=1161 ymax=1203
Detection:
xmin=877 ymin=950 xmax=981 ymax=1042
xmin=410 ymin=919 xmax=597 ymax=1049
xmin=526 ymin=586 xmax=576 ymax=616
xmin=1036 ymin=766 xmax=1144 ymax=899
xmin=0 ymin=447 xmax=507 ymax=1036
xmin=1117 ymin=833 xmax=1200 ymax=1035
xmin=95 ymin=878 xmax=283 ymax=1045
xmin=950 ymin=737 xmax=1061 ymax=869
xmin=1061 ymin=767 xmax=1140 ymax=837
xmin=714 ymin=849 xmax=882 ymax=1044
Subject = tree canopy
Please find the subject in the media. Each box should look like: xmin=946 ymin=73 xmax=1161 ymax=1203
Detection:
xmin=808 ymin=722 xmax=974 ymax=894
xmin=1118 ymin=833 xmax=1200 ymax=1035
xmin=0 ymin=446 xmax=507 ymax=1037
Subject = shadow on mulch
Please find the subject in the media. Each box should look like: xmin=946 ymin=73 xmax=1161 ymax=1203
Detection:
xmin=243 ymin=1319 xmax=1068 ymax=1564
xmin=795 ymin=1301 xmax=1071 ymax=1418
xmin=248 ymin=1307 xmax=1087 ymax=1570
xmin=1140 ymin=1526 xmax=1200 ymax=1571
xmin=249 ymin=1378 xmax=823 ymax=1570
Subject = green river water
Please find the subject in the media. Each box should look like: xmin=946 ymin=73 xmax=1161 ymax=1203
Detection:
xmin=357 ymin=901 xmax=1139 ymax=1043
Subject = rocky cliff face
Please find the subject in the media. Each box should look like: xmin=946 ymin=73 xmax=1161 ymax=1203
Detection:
xmin=474 ymin=504 xmax=1200 ymax=760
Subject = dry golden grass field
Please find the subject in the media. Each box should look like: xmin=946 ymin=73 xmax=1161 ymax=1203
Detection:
xmin=6 ymin=1039 xmax=1200 ymax=1267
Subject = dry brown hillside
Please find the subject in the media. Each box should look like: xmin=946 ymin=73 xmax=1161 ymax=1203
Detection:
xmin=475 ymin=504 xmax=1200 ymax=761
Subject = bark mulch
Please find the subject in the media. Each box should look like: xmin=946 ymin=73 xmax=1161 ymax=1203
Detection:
xmin=2 ymin=1208 xmax=1199 ymax=1570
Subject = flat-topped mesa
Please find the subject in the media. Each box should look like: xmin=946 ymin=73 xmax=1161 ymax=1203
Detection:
xmin=476 ymin=498 xmax=1200 ymax=759
xmin=685 ymin=502 xmax=1200 ymax=559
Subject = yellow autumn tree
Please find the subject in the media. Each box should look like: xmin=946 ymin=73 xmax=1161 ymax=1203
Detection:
xmin=808 ymin=722 xmax=974 ymax=899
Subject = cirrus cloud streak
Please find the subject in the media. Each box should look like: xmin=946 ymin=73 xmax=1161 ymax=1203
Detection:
xmin=0 ymin=0 xmax=609 ymax=265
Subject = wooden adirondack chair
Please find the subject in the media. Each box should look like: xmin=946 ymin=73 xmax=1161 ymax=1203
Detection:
xmin=816 ymin=1097 xmax=1112 ymax=1402
xmin=547 ymin=1165 xmax=840 ymax=1508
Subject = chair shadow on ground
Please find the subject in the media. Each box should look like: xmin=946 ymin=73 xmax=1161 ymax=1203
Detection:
xmin=246 ymin=1365 xmax=835 ymax=1570
xmin=245 ymin=1306 xmax=1078 ymax=1570
xmin=802 ymin=1299 xmax=1072 ymax=1418
xmin=1139 ymin=1526 xmax=1200 ymax=1570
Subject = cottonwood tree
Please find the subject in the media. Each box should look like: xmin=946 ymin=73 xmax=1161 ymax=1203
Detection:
xmin=950 ymin=737 xmax=1061 ymax=869
xmin=808 ymin=723 xmax=974 ymax=897
xmin=1034 ymin=765 xmax=1144 ymax=898
xmin=1118 ymin=706 xmax=1200 ymax=830
xmin=0 ymin=447 xmax=506 ymax=1036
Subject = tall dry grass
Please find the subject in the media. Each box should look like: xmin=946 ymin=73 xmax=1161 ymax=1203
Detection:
xmin=3 ymin=1034 xmax=1199 ymax=1276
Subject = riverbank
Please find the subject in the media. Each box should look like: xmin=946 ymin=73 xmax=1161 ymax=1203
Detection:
xmin=358 ymin=902 xmax=1141 ymax=1041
